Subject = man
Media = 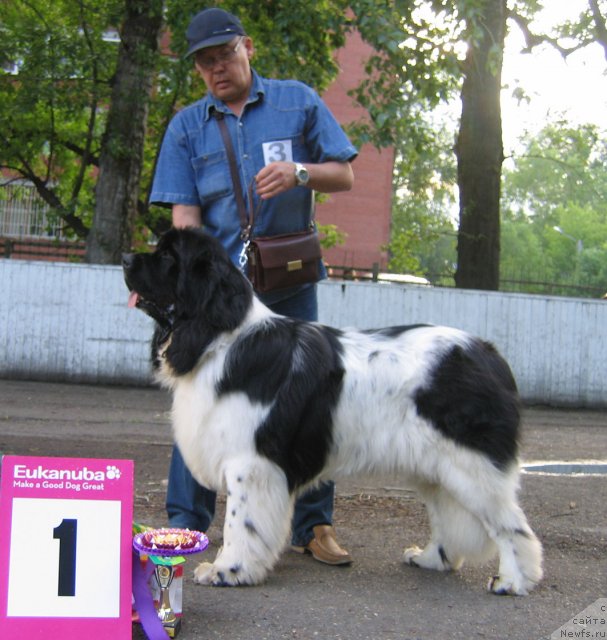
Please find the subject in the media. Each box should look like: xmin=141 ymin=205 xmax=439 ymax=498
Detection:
xmin=150 ymin=7 xmax=357 ymax=566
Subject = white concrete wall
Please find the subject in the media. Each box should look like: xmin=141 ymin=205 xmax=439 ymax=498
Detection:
xmin=1 ymin=260 xmax=605 ymax=407
xmin=317 ymin=283 xmax=606 ymax=407
xmin=1 ymin=260 xmax=154 ymax=384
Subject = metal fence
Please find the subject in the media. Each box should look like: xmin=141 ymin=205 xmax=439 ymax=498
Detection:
xmin=0 ymin=180 xmax=65 ymax=239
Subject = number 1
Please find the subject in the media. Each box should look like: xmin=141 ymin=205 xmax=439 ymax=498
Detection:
xmin=53 ymin=519 xmax=78 ymax=597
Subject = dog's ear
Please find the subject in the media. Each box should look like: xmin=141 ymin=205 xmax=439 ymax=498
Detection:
xmin=166 ymin=231 xmax=253 ymax=375
xmin=202 ymin=251 xmax=252 ymax=328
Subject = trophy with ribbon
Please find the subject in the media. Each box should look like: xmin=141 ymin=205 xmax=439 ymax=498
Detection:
xmin=133 ymin=527 xmax=209 ymax=638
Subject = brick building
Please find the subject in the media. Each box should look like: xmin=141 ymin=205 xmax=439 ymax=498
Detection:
xmin=316 ymin=31 xmax=394 ymax=271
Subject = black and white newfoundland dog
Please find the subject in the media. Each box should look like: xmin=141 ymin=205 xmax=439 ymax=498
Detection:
xmin=123 ymin=228 xmax=543 ymax=595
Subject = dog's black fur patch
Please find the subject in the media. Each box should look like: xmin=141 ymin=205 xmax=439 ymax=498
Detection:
xmin=414 ymin=341 xmax=520 ymax=469
xmin=218 ymin=319 xmax=344 ymax=491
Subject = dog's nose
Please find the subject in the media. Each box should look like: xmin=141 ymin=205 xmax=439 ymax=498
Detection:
xmin=122 ymin=253 xmax=135 ymax=269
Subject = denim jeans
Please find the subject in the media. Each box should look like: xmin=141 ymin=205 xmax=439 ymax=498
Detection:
xmin=166 ymin=284 xmax=335 ymax=546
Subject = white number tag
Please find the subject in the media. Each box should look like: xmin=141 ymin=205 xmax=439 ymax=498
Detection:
xmin=262 ymin=140 xmax=293 ymax=165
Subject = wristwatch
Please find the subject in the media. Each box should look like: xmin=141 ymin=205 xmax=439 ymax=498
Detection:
xmin=294 ymin=162 xmax=310 ymax=186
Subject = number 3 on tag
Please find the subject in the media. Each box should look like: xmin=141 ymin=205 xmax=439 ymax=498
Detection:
xmin=262 ymin=139 xmax=293 ymax=164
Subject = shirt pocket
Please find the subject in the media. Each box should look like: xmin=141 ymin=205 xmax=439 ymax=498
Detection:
xmin=191 ymin=150 xmax=232 ymax=204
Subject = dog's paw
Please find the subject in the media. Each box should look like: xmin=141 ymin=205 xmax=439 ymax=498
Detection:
xmin=193 ymin=561 xmax=217 ymax=585
xmin=487 ymin=574 xmax=529 ymax=596
xmin=403 ymin=546 xmax=424 ymax=568
xmin=403 ymin=544 xmax=456 ymax=571
xmin=193 ymin=561 xmax=252 ymax=587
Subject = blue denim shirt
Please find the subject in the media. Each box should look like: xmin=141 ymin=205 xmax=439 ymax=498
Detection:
xmin=150 ymin=70 xmax=358 ymax=278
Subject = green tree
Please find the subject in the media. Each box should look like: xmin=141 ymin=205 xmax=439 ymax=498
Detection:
xmin=389 ymin=115 xmax=458 ymax=281
xmin=503 ymin=122 xmax=607 ymax=221
xmin=0 ymin=0 xmax=122 ymax=237
xmin=501 ymin=121 xmax=607 ymax=297
xmin=3 ymin=0 xmax=606 ymax=279
xmin=86 ymin=0 xmax=163 ymax=263
xmin=454 ymin=0 xmax=507 ymax=291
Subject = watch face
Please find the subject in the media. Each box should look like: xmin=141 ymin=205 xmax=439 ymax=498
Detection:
xmin=296 ymin=164 xmax=309 ymax=185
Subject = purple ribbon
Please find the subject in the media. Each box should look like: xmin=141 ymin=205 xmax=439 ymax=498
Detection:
xmin=132 ymin=549 xmax=170 ymax=640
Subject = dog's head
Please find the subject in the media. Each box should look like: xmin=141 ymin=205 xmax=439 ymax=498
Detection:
xmin=123 ymin=228 xmax=253 ymax=376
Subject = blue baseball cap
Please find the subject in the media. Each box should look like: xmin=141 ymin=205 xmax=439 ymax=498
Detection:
xmin=185 ymin=8 xmax=246 ymax=57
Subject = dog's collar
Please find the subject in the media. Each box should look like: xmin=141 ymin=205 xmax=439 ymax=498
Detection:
xmin=136 ymin=299 xmax=175 ymax=336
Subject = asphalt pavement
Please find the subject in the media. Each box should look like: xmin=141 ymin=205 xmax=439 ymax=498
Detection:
xmin=0 ymin=378 xmax=605 ymax=640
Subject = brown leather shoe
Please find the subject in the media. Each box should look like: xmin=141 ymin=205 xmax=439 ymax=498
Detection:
xmin=291 ymin=525 xmax=352 ymax=566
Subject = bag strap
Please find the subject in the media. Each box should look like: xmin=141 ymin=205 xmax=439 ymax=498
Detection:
xmin=213 ymin=111 xmax=251 ymax=240
xmin=214 ymin=109 xmax=316 ymax=239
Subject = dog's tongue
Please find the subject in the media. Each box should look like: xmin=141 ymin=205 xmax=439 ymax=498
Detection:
xmin=128 ymin=291 xmax=140 ymax=308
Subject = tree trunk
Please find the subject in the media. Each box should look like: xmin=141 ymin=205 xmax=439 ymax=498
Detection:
xmin=86 ymin=0 xmax=163 ymax=264
xmin=454 ymin=0 xmax=506 ymax=290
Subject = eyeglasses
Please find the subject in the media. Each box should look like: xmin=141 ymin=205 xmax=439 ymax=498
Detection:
xmin=195 ymin=37 xmax=245 ymax=71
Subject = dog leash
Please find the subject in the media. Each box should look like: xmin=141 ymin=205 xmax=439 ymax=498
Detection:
xmin=213 ymin=110 xmax=252 ymax=271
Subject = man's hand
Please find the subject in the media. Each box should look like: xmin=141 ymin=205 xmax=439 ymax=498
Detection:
xmin=255 ymin=161 xmax=298 ymax=200
xmin=255 ymin=160 xmax=353 ymax=200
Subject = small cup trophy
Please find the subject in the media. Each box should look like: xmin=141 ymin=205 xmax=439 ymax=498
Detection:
xmin=155 ymin=563 xmax=179 ymax=631
xmin=133 ymin=528 xmax=209 ymax=637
